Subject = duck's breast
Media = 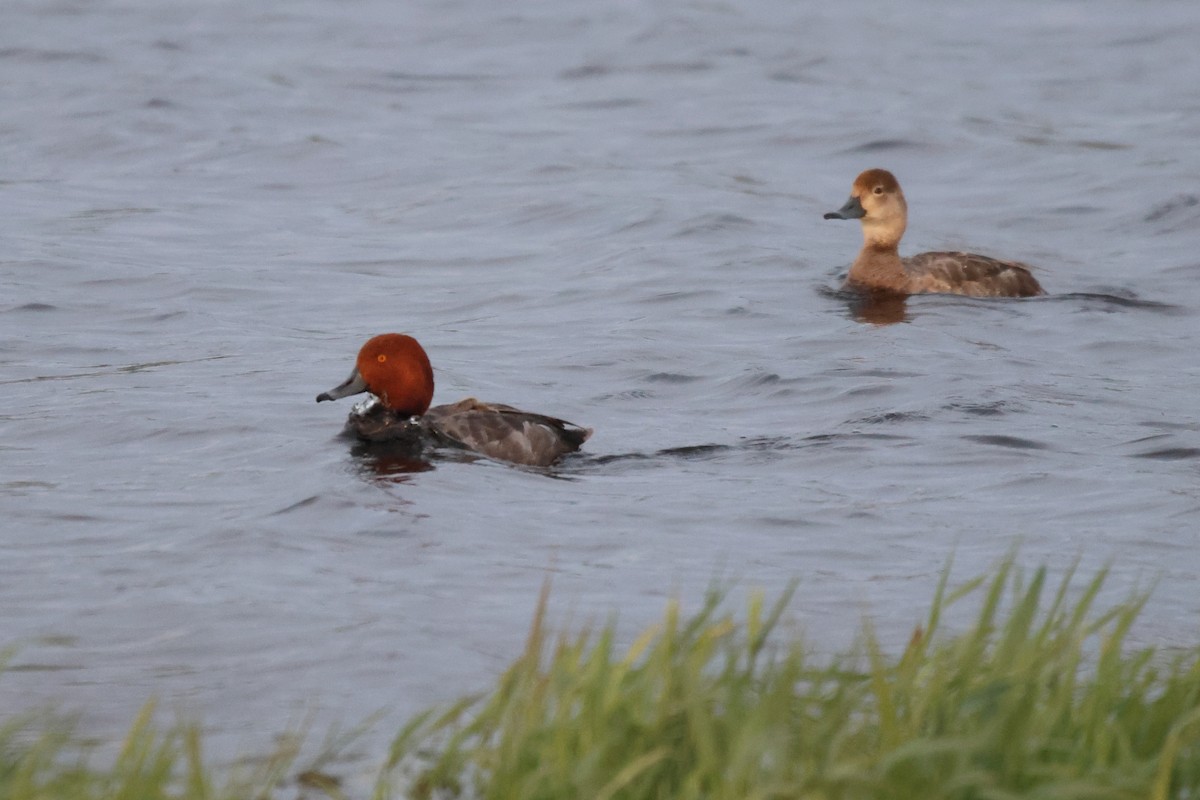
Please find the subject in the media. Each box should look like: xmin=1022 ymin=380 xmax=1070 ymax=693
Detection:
xmin=344 ymin=396 xmax=427 ymax=444
xmin=425 ymin=398 xmax=591 ymax=467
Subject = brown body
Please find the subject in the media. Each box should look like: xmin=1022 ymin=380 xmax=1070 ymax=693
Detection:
xmin=824 ymin=169 xmax=1044 ymax=298
xmin=317 ymin=333 xmax=590 ymax=468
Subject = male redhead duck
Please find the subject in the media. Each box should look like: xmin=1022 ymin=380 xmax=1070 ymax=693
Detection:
xmin=316 ymin=333 xmax=591 ymax=467
xmin=824 ymin=169 xmax=1044 ymax=298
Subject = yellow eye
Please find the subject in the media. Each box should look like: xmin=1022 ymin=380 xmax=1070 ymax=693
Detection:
xmin=377 ymin=354 xmax=387 ymax=363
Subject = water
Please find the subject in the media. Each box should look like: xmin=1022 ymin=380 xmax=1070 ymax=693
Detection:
xmin=4 ymin=0 xmax=1200 ymax=767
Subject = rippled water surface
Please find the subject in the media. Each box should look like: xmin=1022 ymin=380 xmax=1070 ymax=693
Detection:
xmin=4 ymin=0 xmax=1200 ymax=764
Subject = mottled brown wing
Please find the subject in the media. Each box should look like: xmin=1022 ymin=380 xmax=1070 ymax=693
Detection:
xmin=425 ymin=398 xmax=592 ymax=467
xmin=905 ymin=251 xmax=1044 ymax=297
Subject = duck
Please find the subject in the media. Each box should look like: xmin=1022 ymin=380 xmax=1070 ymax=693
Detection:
xmin=823 ymin=168 xmax=1044 ymax=298
xmin=316 ymin=333 xmax=591 ymax=467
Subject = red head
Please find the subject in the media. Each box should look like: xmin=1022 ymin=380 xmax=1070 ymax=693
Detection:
xmin=317 ymin=333 xmax=435 ymax=416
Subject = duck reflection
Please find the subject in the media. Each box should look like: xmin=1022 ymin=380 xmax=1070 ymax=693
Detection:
xmin=848 ymin=292 xmax=909 ymax=325
xmin=350 ymin=440 xmax=436 ymax=482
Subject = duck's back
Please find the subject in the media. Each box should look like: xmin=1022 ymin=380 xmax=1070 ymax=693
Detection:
xmin=903 ymin=251 xmax=1044 ymax=298
xmin=425 ymin=398 xmax=592 ymax=467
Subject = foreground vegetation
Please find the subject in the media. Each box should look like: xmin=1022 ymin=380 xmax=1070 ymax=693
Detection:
xmin=4 ymin=559 xmax=1200 ymax=799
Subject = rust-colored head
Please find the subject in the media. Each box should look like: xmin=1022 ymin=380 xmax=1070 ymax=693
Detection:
xmin=824 ymin=168 xmax=908 ymax=248
xmin=316 ymin=333 xmax=434 ymax=416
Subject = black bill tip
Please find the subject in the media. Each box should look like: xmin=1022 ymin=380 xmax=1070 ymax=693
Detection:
xmin=825 ymin=195 xmax=866 ymax=220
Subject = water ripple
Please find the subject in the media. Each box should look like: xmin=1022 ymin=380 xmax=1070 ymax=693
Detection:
xmin=962 ymin=435 xmax=1052 ymax=451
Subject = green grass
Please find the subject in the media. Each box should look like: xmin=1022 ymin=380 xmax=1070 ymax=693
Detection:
xmin=0 ymin=700 xmax=307 ymax=800
xmin=382 ymin=560 xmax=1200 ymax=800
xmin=4 ymin=559 xmax=1200 ymax=799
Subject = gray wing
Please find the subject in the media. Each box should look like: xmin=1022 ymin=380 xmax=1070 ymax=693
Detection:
xmin=905 ymin=251 xmax=1044 ymax=297
xmin=425 ymin=398 xmax=592 ymax=467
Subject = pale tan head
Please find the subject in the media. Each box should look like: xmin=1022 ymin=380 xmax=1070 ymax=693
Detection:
xmin=824 ymin=168 xmax=908 ymax=249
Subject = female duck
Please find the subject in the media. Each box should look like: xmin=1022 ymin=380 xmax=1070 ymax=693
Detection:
xmin=824 ymin=169 xmax=1044 ymax=297
xmin=317 ymin=333 xmax=591 ymax=467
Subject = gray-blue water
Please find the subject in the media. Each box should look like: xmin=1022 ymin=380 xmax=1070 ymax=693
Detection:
xmin=4 ymin=0 xmax=1200 ymax=771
